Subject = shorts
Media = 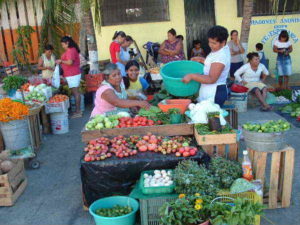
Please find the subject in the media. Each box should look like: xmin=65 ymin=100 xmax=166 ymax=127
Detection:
xmin=65 ymin=74 xmax=81 ymax=88
xmin=230 ymin=61 xmax=244 ymax=78
xmin=214 ymin=84 xmax=228 ymax=108
xmin=277 ymin=56 xmax=292 ymax=76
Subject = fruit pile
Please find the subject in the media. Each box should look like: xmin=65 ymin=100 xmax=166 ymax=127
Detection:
xmin=243 ymin=120 xmax=290 ymax=133
xmin=83 ymin=134 xmax=198 ymax=162
xmin=95 ymin=205 xmax=133 ymax=217
xmin=48 ymin=94 xmax=69 ymax=103
xmin=116 ymin=116 xmax=162 ymax=128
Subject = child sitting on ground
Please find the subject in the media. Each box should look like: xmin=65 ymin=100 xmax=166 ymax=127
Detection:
xmin=191 ymin=40 xmax=205 ymax=58
xmin=256 ymin=43 xmax=268 ymax=69
xmin=123 ymin=60 xmax=149 ymax=100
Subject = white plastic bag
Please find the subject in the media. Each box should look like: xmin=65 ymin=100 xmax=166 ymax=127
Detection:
xmin=52 ymin=65 xmax=60 ymax=89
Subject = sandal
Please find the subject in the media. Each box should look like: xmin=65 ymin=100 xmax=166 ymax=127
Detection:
xmin=260 ymin=107 xmax=269 ymax=112
xmin=71 ymin=112 xmax=83 ymax=119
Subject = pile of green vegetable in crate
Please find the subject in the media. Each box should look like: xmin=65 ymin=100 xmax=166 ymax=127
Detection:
xmin=243 ymin=120 xmax=291 ymax=133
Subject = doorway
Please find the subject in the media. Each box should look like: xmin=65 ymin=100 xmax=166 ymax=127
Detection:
xmin=184 ymin=0 xmax=216 ymax=59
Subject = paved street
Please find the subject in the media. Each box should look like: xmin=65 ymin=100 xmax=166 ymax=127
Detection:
xmin=0 ymin=105 xmax=299 ymax=225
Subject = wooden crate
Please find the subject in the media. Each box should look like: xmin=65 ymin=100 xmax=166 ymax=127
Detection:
xmin=0 ymin=131 xmax=4 ymax=152
xmin=194 ymin=127 xmax=237 ymax=145
xmin=81 ymin=123 xmax=194 ymax=143
xmin=201 ymin=143 xmax=239 ymax=161
xmin=28 ymin=112 xmax=42 ymax=151
xmin=248 ymin=146 xmax=295 ymax=209
xmin=0 ymin=160 xmax=27 ymax=206
xmin=223 ymin=105 xmax=238 ymax=129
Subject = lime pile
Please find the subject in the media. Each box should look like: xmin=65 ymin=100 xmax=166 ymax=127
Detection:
xmin=95 ymin=205 xmax=133 ymax=217
xmin=243 ymin=120 xmax=290 ymax=133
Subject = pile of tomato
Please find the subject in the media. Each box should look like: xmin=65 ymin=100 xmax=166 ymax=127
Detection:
xmin=116 ymin=116 xmax=162 ymax=128
xmin=48 ymin=94 xmax=69 ymax=103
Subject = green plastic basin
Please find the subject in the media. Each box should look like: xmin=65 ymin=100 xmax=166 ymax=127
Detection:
xmin=89 ymin=196 xmax=139 ymax=225
xmin=160 ymin=60 xmax=203 ymax=97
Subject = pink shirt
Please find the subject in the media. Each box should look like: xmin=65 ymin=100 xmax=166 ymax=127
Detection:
xmin=61 ymin=47 xmax=81 ymax=77
xmin=91 ymin=85 xmax=116 ymax=116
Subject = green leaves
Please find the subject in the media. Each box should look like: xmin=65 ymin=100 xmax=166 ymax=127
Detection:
xmin=2 ymin=76 xmax=27 ymax=92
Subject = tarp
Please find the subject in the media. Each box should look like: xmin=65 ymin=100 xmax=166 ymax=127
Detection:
xmin=80 ymin=151 xmax=210 ymax=206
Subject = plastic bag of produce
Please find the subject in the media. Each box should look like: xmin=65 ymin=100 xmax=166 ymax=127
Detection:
xmin=230 ymin=178 xmax=256 ymax=194
xmin=52 ymin=65 xmax=60 ymax=89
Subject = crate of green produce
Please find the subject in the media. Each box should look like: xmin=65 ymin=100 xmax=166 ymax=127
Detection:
xmin=242 ymin=120 xmax=290 ymax=151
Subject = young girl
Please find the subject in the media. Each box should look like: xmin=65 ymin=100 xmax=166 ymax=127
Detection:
xmin=273 ymin=30 xmax=293 ymax=89
xmin=109 ymin=31 xmax=126 ymax=64
xmin=191 ymin=40 xmax=205 ymax=58
xmin=123 ymin=60 xmax=149 ymax=99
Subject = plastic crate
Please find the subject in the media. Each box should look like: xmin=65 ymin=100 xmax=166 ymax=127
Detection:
xmin=139 ymin=170 xmax=175 ymax=195
xmin=85 ymin=73 xmax=104 ymax=92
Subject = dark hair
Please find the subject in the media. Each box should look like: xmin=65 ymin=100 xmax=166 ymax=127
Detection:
xmin=61 ymin=36 xmax=80 ymax=53
xmin=123 ymin=60 xmax=140 ymax=89
xmin=168 ymin=28 xmax=176 ymax=36
xmin=256 ymin=43 xmax=263 ymax=50
xmin=176 ymin=35 xmax=184 ymax=41
xmin=193 ymin=40 xmax=201 ymax=46
xmin=230 ymin=30 xmax=238 ymax=36
xmin=125 ymin=35 xmax=133 ymax=42
xmin=278 ymin=30 xmax=289 ymax=42
xmin=44 ymin=44 xmax=54 ymax=51
xmin=207 ymin=26 xmax=229 ymax=43
xmin=247 ymin=52 xmax=259 ymax=61
xmin=112 ymin=31 xmax=126 ymax=40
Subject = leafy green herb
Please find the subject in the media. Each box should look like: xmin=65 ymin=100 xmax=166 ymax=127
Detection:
xmin=3 ymin=75 xmax=28 ymax=91
xmin=195 ymin=124 xmax=235 ymax=135
xmin=168 ymin=108 xmax=181 ymax=115
xmin=207 ymin=111 xmax=220 ymax=118
xmin=138 ymin=106 xmax=162 ymax=117
xmin=272 ymin=89 xmax=292 ymax=100
xmin=95 ymin=205 xmax=133 ymax=217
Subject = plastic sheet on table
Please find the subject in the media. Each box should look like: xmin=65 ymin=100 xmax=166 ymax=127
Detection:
xmin=9 ymin=146 xmax=36 ymax=159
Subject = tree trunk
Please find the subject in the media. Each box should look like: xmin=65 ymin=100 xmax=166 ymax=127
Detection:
xmin=81 ymin=7 xmax=99 ymax=73
xmin=240 ymin=0 xmax=254 ymax=55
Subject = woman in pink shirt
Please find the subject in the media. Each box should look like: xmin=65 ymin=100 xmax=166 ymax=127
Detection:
xmin=56 ymin=36 xmax=82 ymax=118
xmin=91 ymin=63 xmax=150 ymax=117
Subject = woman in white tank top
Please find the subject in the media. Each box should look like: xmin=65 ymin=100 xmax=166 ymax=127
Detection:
xmin=37 ymin=44 xmax=55 ymax=79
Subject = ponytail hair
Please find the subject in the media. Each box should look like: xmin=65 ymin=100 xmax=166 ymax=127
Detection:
xmin=112 ymin=31 xmax=126 ymax=40
xmin=61 ymin=36 xmax=80 ymax=53
xmin=123 ymin=60 xmax=140 ymax=89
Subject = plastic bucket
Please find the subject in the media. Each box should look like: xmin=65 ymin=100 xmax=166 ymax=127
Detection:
xmin=8 ymin=89 xmax=17 ymax=97
xmin=229 ymin=92 xmax=248 ymax=113
xmin=50 ymin=112 xmax=69 ymax=134
xmin=160 ymin=61 xmax=203 ymax=97
xmin=170 ymin=114 xmax=182 ymax=124
xmin=0 ymin=119 xmax=30 ymax=150
xmin=70 ymin=94 xmax=85 ymax=112
xmin=158 ymin=99 xmax=191 ymax=114
xmin=89 ymin=196 xmax=139 ymax=225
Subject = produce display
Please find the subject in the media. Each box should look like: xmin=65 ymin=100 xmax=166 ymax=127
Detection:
xmin=25 ymin=90 xmax=47 ymax=102
xmin=83 ymin=134 xmax=197 ymax=162
xmin=116 ymin=116 xmax=162 ymax=128
xmin=0 ymin=98 xmax=29 ymax=122
xmin=95 ymin=205 xmax=133 ymax=217
xmin=280 ymin=103 xmax=300 ymax=117
xmin=85 ymin=114 xmax=121 ymax=130
xmin=242 ymin=120 xmax=290 ymax=133
xmin=271 ymin=89 xmax=292 ymax=100
xmin=195 ymin=124 xmax=235 ymax=135
xmin=21 ymin=83 xmax=30 ymax=92
xmin=138 ymin=106 xmax=171 ymax=124
xmin=48 ymin=94 xmax=69 ymax=103
xmin=2 ymin=75 xmax=27 ymax=92
xmin=143 ymin=170 xmax=173 ymax=187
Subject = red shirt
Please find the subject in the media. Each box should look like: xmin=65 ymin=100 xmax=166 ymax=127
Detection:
xmin=61 ymin=47 xmax=81 ymax=77
xmin=110 ymin=41 xmax=121 ymax=64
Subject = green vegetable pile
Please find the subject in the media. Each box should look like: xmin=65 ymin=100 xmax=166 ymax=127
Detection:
xmin=272 ymin=89 xmax=292 ymax=100
xmin=25 ymin=91 xmax=46 ymax=102
xmin=195 ymin=124 xmax=235 ymax=135
xmin=138 ymin=106 xmax=170 ymax=124
xmin=243 ymin=120 xmax=290 ymax=133
xmin=86 ymin=114 xmax=120 ymax=130
xmin=280 ymin=103 xmax=300 ymax=117
xmin=3 ymin=75 xmax=27 ymax=91
xmin=95 ymin=205 xmax=133 ymax=217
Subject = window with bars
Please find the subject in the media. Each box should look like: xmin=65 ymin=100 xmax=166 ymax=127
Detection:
xmin=237 ymin=0 xmax=300 ymax=17
xmin=101 ymin=0 xmax=170 ymax=26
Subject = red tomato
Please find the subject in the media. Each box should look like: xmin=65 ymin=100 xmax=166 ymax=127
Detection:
xmin=183 ymin=152 xmax=190 ymax=157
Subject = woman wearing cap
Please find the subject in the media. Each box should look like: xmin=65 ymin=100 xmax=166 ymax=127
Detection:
xmin=91 ymin=63 xmax=151 ymax=116
xmin=56 ymin=36 xmax=82 ymax=118
xmin=182 ymin=26 xmax=230 ymax=108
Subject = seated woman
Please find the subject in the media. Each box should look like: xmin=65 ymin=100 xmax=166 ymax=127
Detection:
xmin=234 ymin=52 xmax=272 ymax=111
xmin=91 ymin=63 xmax=150 ymax=116
xmin=37 ymin=44 xmax=55 ymax=80
xmin=159 ymin=28 xmax=185 ymax=64
xmin=123 ymin=60 xmax=149 ymax=100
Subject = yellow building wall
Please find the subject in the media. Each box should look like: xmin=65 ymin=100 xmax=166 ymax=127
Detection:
xmin=95 ymin=0 xmax=187 ymax=61
xmin=215 ymin=0 xmax=300 ymax=74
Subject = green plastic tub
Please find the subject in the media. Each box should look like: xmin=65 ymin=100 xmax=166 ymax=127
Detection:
xmin=160 ymin=60 xmax=203 ymax=97
xmin=89 ymin=196 xmax=139 ymax=225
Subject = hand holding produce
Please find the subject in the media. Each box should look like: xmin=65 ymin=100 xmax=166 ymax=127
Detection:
xmin=143 ymin=170 xmax=173 ymax=187
xmin=95 ymin=205 xmax=133 ymax=217
xmin=243 ymin=120 xmax=290 ymax=133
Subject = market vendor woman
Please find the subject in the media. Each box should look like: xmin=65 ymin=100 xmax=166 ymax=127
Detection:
xmin=91 ymin=63 xmax=151 ymax=116
xmin=182 ymin=26 xmax=230 ymax=107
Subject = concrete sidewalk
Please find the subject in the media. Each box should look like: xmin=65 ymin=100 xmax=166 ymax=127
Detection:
xmin=0 ymin=105 xmax=299 ymax=225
